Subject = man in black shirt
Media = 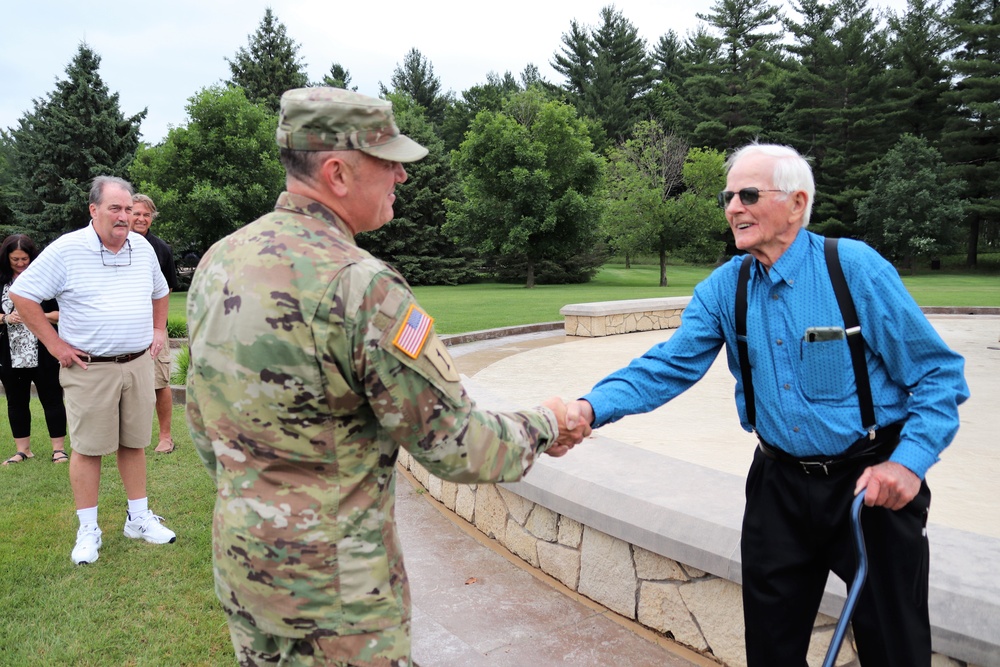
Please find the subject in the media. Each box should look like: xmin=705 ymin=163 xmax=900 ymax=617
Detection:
xmin=131 ymin=194 xmax=178 ymax=453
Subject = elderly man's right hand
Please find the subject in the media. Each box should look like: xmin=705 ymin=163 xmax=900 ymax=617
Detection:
xmin=542 ymin=397 xmax=592 ymax=457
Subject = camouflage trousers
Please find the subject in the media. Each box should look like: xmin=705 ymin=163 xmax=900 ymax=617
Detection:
xmin=226 ymin=610 xmax=416 ymax=667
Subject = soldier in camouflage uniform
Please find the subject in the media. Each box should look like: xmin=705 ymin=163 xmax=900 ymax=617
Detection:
xmin=186 ymin=87 xmax=590 ymax=667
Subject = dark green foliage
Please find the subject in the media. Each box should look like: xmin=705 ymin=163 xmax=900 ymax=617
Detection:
xmin=381 ymin=49 xmax=453 ymax=129
xmin=779 ymin=0 xmax=892 ymax=237
xmin=319 ymin=63 xmax=357 ymax=91
xmin=129 ymin=86 xmax=284 ymax=254
xmin=226 ymin=8 xmax=309 ymax=113
xmin=355 ymin=95 xmax=478 ymax=286
xmin=884 ymin=0 xmax=951 ymax=142
xmin=551 ymin=7 xmax=654 ymax=147
xmin=941 ymin=0 xmax=1000 ymax=266
xmin=446 ymin=91 xmax=605 ymax=288
xmin=442 ymin=71 xmax=522 ymax=153
xmin=6 ymin=44 xmax=145 ymax=243
xmin=0 ymin=133 xmax=18 ymax=235
xmin=687 ymin=0 xmax=785 ymax=151
xmin=856 ymin=134 xmax=964 ymax=267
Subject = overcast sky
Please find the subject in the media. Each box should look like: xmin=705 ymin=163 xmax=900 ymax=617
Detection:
xmin=2 ymin=0 xmax=908 ymax=145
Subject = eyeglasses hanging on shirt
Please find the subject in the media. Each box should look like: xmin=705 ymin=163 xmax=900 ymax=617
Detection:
xmin=101 ymin=239 xmax=132 ymax=267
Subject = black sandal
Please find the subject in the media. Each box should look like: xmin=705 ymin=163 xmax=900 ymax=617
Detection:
xmin=51 ymin=450 xmax=69 ymax=463
xmin=3 ymin=451 xmax=32 ymax=465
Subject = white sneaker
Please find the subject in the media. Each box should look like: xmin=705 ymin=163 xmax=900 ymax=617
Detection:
xmin=124 ymin=511 xmax=176 ymax=545
xmin=71 ymin=525 xmax=102 ymax=565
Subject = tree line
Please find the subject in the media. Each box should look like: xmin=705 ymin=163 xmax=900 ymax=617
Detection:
xmin=1 ymin=1 xmax=996 ymax=289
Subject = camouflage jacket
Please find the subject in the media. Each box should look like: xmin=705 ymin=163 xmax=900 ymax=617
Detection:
xmin=185 ymin=192 xmax=558 ymax=638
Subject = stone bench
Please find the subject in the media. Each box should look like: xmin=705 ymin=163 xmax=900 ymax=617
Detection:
xmin=561 ymin=297 xmax=691 ymax=337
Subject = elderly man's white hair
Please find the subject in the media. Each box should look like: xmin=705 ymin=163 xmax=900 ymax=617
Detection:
xmin=727 ymin=143 xmax=815 ymax=227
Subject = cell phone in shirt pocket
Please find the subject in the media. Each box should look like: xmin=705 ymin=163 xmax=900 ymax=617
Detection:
xmin=803 ymin=326 xmax=846 ymax=343
xmin=800 ymin=326 xmax=853 ymax=400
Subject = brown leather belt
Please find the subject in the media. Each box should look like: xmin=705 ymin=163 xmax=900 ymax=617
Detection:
xmin=757 ymin=423 xmax=903 ymax=475
xmin=83 ymin=350 xmax=146 ymax=364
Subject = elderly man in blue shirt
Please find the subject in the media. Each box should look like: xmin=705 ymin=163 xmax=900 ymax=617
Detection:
xmin=567 ymin=143 xmax=968 ymax=667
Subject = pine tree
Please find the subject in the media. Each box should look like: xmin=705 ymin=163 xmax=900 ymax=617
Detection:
xmin=380 ymin=49 xmax=452 ymax=129
xmin=551 ymin=7 xmax=653 ymax=146
xmin=226 ymin=8 xmax=309 ymax=113
xmin=7 ymin=43 xmax=145 ymax=242
xmin=884 ymin=0 xmax=951 ymax=142
xmin=0 ymin=132 xmax=18 ymax=234
xmin=355 ymin=95 xmax=477 ymax=286
xmin=941 ymin=0 xmax=1000 ymax=266
xmin=319 ymin=63 xmax=357 ymax=91
xmin=689 ymin=0 xmax=785 ymax=151
xmin=779 ymin=0 xmax=891 ymax=236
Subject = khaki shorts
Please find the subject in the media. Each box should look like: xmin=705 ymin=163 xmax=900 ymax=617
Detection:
xmin=153 ymin=344 xmax=172 ymax=390
xmin=60 ymin=353 xmax=155 ymax=456
xmin=226 ymin=609 xmax=413 ymax=667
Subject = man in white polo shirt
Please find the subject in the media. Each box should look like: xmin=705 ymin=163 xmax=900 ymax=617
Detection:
xmin=11 ymin=175 xmax=176 ymax=565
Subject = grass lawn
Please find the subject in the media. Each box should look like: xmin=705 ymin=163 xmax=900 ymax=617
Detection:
xmin=169 ymin=261 xmax=999 ymax=335
xmin=0 ymin=404 xmax=231 ymax=666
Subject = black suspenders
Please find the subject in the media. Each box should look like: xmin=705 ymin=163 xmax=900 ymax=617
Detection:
xmin=736 ymin=238 xmax=876 ymax=438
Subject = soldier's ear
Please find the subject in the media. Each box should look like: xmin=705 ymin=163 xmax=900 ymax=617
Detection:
xmin=320 ymin=155 xmax=351 ymax=198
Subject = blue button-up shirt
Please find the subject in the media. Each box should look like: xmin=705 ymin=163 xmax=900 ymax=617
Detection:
xmin=583 ymin=229 xmax=969 ymax=479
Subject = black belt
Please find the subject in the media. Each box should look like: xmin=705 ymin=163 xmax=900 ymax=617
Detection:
xmin=83 ymin=350 xmax=146 ymax=364
xmin=757 ymin=423 xmax=903 ymax=475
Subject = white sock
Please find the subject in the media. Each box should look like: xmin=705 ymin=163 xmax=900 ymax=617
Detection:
xmin=77 ymin=506 xmax=98 ymax=529
xmin=127 ymin=497 xmax=149 ymax=519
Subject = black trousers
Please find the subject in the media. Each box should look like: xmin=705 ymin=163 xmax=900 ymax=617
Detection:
xmin=0 ymin=364 xmax=66 ymax=439
xmin=741 ymin=445 xmax=931 ymax=667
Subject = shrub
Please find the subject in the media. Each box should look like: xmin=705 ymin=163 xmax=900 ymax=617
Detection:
xmin=170 ymin=345 xmax=189 ymax=385
xmin=166 ymin=316 xmax=187 ymax=339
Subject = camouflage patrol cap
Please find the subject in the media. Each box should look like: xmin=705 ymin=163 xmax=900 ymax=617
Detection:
xmin=276 ymin=87 xmax=428 ymax=162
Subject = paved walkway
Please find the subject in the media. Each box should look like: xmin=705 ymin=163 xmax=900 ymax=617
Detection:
xmin=402 ymin=331 xmax=715 ymax=666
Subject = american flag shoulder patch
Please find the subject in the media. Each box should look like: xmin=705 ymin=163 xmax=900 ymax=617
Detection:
xmin=393 ymin=303 xmax=434 ymax=359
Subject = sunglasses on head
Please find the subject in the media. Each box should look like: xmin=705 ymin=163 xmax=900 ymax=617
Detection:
xmin=717 ymin=187 xmax=783 ymax=208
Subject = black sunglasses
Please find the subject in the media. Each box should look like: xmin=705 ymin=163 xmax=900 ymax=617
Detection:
xmin=717 ymin=188 xmax=783 ymax=208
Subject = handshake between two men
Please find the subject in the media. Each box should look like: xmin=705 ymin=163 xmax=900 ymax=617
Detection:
xmin=541 ymin=397 xmax=595 ymax=457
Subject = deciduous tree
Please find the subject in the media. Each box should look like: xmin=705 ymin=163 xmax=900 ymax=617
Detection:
xmin=130 ymin=86 xmax=283 ymax=254
xmin=857 ymin=134 xmax=964 ymax=269
xmin=446 ymin=91 xmax=604 ymax=288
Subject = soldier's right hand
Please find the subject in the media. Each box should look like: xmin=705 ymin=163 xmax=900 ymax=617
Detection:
xmin=542 ymin=397 xmax=592 ymax=457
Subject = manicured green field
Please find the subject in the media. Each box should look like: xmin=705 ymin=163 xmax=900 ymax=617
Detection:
xmin=170 ymin=262 xmax=999 ymax=335
xmin=0 ymin=405 xmax=227 ymax=666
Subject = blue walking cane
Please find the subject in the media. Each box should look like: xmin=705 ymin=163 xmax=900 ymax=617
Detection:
xmin=823 ymin=489 xmax=868 ymax=667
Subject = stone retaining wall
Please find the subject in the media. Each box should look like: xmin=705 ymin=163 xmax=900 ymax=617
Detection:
xmin=399 ymin=449 xmax=986 ymax=667
xmin=399 ymin=450 xmax=862 ymax=666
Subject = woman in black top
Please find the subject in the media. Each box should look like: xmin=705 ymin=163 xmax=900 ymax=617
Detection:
xmin=0 ymin=234 xmax=67 ymax=465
